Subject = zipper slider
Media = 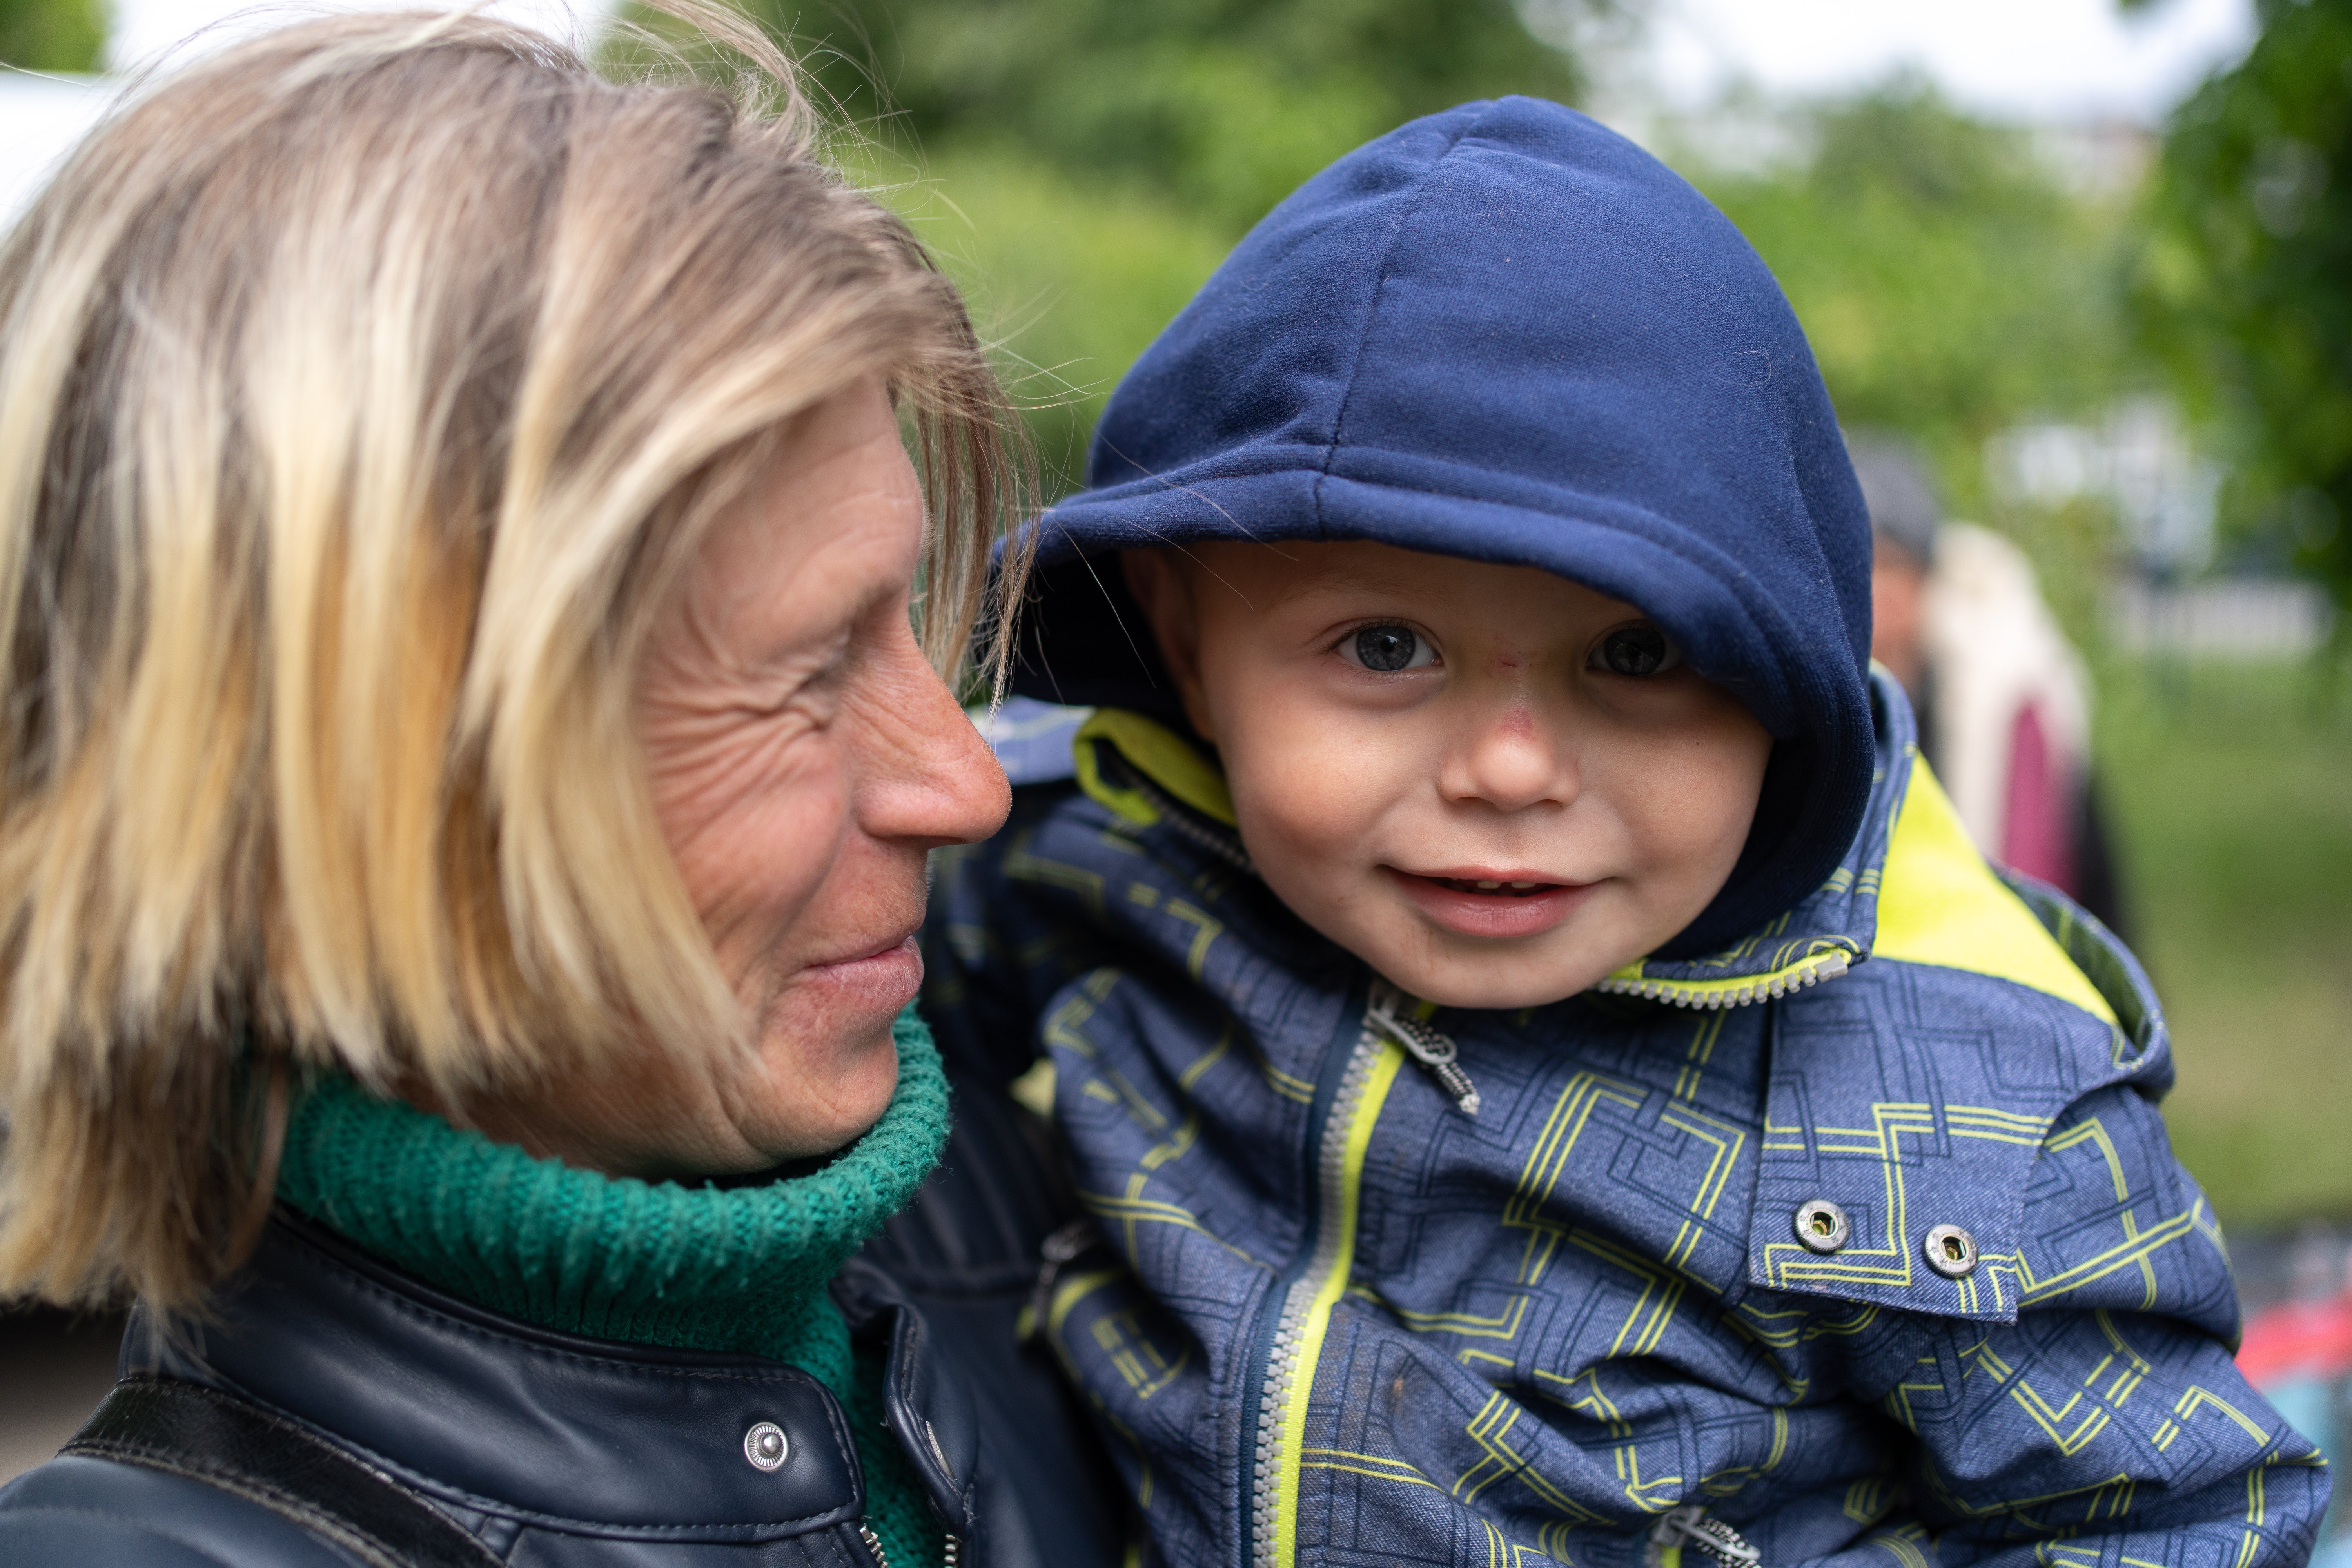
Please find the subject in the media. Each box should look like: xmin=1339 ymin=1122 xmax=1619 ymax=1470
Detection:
xmin=1020 ymin=1219 xmax=1102 ymax=1343
xmin=1367 ymin=982 xmax=1479 ymax=1116
xmin=1646 ymin=1504 xmax=1761 ymax=1568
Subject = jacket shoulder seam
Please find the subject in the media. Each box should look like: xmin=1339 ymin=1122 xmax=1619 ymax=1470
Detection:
xmin=1872 ymin=752 xmax=2116 ymax=1025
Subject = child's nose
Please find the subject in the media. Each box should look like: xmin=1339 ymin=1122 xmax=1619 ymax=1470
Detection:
xmin=1439 ymin=703 xmax=1579 ymax=814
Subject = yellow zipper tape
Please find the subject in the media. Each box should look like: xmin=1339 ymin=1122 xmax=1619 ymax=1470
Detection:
xmin=1272 ymin=1040 xmax=1405 ymax=1567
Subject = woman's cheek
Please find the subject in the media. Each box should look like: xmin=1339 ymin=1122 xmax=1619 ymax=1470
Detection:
xmin=680 ymin=732 xmax=849 ymax=989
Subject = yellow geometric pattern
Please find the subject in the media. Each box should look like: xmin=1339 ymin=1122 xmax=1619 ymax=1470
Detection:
xmin=930 ymin=691 xmax=2326 ymax=1568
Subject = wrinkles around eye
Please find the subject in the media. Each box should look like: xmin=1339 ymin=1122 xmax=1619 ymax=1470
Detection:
xmin=642 ymin=691 xmax=831 ymax=831
xmin=726 ymin=655 xmax=847 ymax=722
xmin=662 ymin=612 xmax=855 ymax=713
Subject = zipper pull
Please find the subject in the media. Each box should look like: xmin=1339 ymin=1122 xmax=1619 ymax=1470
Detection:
xmin=1367 ymin=982 xmax=1479 ymax=1116
xmin=1646 ymin=1504 xmax=1761 ymax=1568
xmin=1019 ymin=1219 xmax=1102 ymax=1343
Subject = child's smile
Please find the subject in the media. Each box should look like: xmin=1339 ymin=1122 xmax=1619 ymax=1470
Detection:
xmin=1385 ymin=867 xmax=1599 ymax=939
xmin=1126 ymin=538 xmax=1775 ymax=1009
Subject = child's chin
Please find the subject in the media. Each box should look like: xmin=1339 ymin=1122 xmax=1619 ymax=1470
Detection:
xmin=1370 ymin=947 xmax=1613 ymax=1013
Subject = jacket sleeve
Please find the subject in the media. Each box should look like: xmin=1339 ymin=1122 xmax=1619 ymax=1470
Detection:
xmin=0 ymin=1455 xmax=368 ymax=1567
xmin=1879 ymin=1082 xmax=2328 ymax=1568
xmin=919 ymin=783 xmax=1107 ymax=1090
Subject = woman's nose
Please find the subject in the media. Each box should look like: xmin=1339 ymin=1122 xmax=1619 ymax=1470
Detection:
xmin=1439 ymin=702 xmax=1579 ymax=815
xmin=859 ymin=640 xmax=1012 ymax=849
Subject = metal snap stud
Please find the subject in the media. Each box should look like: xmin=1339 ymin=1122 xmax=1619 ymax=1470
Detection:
xmin=1793 ymin=1199 xmax=1850 ymax=1254
xmin=1923 ymin=1224 xmax=1979 ymax=1279
xmin=743 ymin=1421 xmax=789 ymax=1472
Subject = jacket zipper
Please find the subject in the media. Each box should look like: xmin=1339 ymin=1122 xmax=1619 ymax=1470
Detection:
xmin=1594 ymin=949 xmax=1851 ymax=1010
xmin=856 ymin=1518 xmax=962 ymax=1565
xmin=1364 ymin=980 xmax=1479 ymax=1115
xmin=1247 ymin=989 xmax=1407 ymax=1568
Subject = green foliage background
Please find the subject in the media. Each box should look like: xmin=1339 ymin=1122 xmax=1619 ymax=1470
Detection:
xmin=788 ymin=0 xmax=1586 ymax=233
xmin=1697 ymin=85 xmax=2135 ymax=526
xmin=719 ymin=2 xmax=2147 ymax=525
xmin=2096 ymin=659 xmax=2352 ymax=1228
xmin=729 ymin=0 xmax=1592 ymax=486
xmin=2133 ymin=0 xmax=2352 ymax=613
xmin=2116 ymin=0 xmax=2352 ymax=1222
xmin=0 ymin=0 xmax=103 ymax=71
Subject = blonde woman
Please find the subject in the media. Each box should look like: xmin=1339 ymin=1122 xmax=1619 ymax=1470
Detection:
xmin=0 ymin=11 xmax=1121 ymax=1565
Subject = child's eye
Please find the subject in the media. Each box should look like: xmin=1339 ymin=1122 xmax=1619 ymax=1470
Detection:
xmin=1340 ymin=624 xmax=1437 ymax=673
xmin=1591 ymin=624 xmax=1681 ymax=677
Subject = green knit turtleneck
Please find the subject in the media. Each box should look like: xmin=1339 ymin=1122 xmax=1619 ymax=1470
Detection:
xmin=276 ymin=1008 xmax=952 ymax=1568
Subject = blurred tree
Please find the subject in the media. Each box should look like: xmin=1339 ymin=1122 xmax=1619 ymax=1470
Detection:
xmin=625 ymin=0 xmax=1608 ymax=488
xmin=2131 ymin=0 xmax=2352 ymax=614
xmin=776 ymin=0 xmax=1592 ymax=234
xmin=0 ymin=0 xmax=105 ymax=71
xmin=884 ymin=147 xmax=1239 ymax=487
xmin=1694 ymin=80 xmax=2134 ymax=522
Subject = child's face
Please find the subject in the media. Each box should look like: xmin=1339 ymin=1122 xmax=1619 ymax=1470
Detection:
xmin=1126 ymin=541 xmax=1771 ymax=1009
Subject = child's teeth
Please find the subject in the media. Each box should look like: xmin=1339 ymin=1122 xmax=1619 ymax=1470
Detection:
xmin=1510 ymin=881 xmax=1535 ymax=889
xmin=1475 ymin=880 xmax=1500 ymax=889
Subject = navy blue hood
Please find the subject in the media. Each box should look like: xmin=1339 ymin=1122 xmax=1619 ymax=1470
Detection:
xmin=1009 ymin=97 xmax=1874 ymax=958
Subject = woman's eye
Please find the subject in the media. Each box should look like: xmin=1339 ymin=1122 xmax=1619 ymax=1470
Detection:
xmin=1343 ymin=624 xmax=1436 ymax=673
xmin=1593 ymin=624 xmax=1681 ymax=677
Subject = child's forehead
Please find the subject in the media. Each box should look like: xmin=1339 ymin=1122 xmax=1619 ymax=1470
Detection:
xmin=1185 ymin=537 xmax=1641 ymax=616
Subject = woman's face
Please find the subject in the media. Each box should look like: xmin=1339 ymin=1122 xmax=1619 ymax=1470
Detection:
xmin=476 ymin=383 xmax=1009 ymax=1174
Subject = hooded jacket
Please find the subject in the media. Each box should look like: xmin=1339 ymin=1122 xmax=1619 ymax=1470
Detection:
xmin=1008 ymin=96 xmax=1872 ymax=956
xmin=924 ymin=99 xmax=2325 ymax=1568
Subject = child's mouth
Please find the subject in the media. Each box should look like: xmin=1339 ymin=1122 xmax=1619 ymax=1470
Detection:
xmin=1388 ymin=869 xmax=1597 ymax=939
xmin=1428 ymin=877 xmax=1560 ymax=898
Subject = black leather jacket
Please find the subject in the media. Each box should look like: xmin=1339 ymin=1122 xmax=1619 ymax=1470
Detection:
xmin=0 ymin=1075 xmax=1124 ymax=1567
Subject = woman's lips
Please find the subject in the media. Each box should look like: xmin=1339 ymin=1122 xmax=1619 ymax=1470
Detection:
xmin=803 ymin=933 xmax=924 ymax=1010
xmin=1387 ymin=868 xmax=1597 ymax=939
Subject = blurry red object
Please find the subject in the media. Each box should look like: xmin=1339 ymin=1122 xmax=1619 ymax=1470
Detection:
xmin=1999 ymin=703 xmax=2075 ymax=894
xmin=2238 ymin=1292 xmax=2352 ymax=1388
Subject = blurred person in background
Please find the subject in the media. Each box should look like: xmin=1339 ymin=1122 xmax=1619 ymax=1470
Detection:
xmin=0 ymin=10 xmax=1123 ymax=1565
xmin=1853 ymin=432 xmax=2130 ymax=935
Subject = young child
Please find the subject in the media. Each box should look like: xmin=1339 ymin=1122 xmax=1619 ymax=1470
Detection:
xmin=923 ymin=99 xmax=2325 ymax=1568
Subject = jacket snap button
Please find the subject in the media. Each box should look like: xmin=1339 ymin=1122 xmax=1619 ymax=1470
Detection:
xmin=1923 ymin=1224 xmax=1979 ymax=1279
xmin=743 ymin=1421 xmax=789 ymax=1472
xmin=1793 ymin=1200 xmax=1849 ymax=1254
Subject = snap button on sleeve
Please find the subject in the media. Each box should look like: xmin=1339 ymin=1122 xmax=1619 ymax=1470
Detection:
xmin=742 ymin=1421 xmax=789 ymax=1472
xmin=1923 ymin=1224 xmax=1979 ymax=1279
xmin=1793 ymin=1200 xmax=1849 ymax=1254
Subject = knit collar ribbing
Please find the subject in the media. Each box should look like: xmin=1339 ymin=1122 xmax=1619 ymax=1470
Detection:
xmin=274 ymin=1009 xmax=949 ymax=1394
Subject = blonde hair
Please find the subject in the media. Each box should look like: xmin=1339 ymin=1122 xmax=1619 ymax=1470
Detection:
xmin=0 ymin=6 xmax=1027 ymax=1310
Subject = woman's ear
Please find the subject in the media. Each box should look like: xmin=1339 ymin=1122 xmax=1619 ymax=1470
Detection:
xmin=1120 ymin=549 xmax=1218 ymax=746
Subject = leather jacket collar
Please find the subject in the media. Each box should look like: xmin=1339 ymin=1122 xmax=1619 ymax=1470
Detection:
xmin=126 ymin=1209 xmax=977 ymax=1556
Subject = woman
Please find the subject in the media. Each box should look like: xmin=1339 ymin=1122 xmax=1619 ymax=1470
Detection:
xmin=0 ymin=11 xmax=1115 ymax=1564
